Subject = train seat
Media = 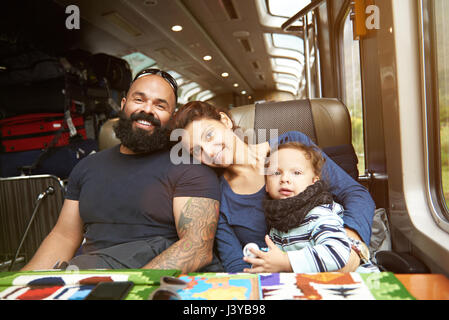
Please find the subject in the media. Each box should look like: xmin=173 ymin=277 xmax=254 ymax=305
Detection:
xmin=98 ymin=118 xmax=120 ymax=150
xmin=98 ymin=98 xmax=359 ymax=179
xmin=230 ymin=98 xmax=352 ymax=148
xmin=62 ymin=100 xmax=429 ymax=273
xmin=230 ymin=98 xmax=359 ymax=180
xmin=98 ymin=98 xmax=354 ymax=151
xmin=0 ymin=175 xmax=65 ymax=270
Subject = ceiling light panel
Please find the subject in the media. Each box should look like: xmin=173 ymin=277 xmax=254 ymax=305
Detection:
xmin=102 ymin=11 xmax=143 ymax=37
xmin=171 ymin=25 xmax=183 ymax=32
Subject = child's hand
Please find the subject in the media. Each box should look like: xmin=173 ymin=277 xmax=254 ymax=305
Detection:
xmin=243 ymin=235 xmax=293 ymax=273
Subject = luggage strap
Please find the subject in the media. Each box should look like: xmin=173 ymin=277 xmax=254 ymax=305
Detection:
xmin=65 ymin=110 xmax=77 ymax=137
xmin=19 ymin=129 xmax=64 ymax=175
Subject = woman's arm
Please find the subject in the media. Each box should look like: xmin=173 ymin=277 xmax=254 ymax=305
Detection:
xmin=322 ymin=160 xmax=375 ymax=246
xmin=215 ymin=212 xmax=251 ymax=272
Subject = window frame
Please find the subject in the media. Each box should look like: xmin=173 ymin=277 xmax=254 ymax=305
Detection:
xmin=264 ymin=32 xmax=306 ymax=97
xmin=420 ymin=0 xmax=449 ymax=224
xmin=335 ymin=4 xmax=367 ymax=177
xmin=265 ymin=0 xmax=310 ymax=22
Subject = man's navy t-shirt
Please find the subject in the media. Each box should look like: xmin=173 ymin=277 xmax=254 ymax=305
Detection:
xmin=66 ymin=145 xmax=220 ymax=253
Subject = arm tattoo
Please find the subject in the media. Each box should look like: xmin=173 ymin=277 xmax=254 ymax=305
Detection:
xmin=144 ymin=198 xmax=219 ymax=273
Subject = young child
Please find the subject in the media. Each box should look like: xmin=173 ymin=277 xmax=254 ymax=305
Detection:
xmin=243 ymin=142 xmax=378 ymax=273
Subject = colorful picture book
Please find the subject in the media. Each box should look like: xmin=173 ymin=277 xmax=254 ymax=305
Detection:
xmin=177 ymin=273 xmax=259 ymax=300
xmin=0 ymin=269 xmax=179 ymax=300
xmin=259 ymin=272 xmax=415 ymax=300
xmin=175 ymin=272 xmax=415 ymax=300
xmin=0 ymin=270 xmax=415 ymax=300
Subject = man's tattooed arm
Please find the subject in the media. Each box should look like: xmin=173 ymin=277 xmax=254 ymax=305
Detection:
xmin=142 ymin=197 xmax=219 ymax=273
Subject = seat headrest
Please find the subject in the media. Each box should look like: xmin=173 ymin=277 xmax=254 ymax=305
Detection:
xmin=229 ymin=98 xmax=352 ymax=148
xmin=255 ymin=99 xmax=318 ymax=143
xmin=98 ymin=118 xmax=121 ymax=150
xmin=229 ymin=104 xmax=257 ymax=144
xmin=309 ymin=98 xmax=352 ymax=148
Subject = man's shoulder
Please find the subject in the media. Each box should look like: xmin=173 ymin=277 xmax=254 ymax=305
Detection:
xmin=67 ymin=145 xmax=117 ymax=178
xmin=168 ymin=161 xmax=218 ymax=180
xmin=158 ymin=150 xmax=209 ymax=171
xmin=82 ymin=145 xmax=120 ymax=164
xmin=165 ymin=155 xmax=220 ymax=201
xmin=87 ymin=145 xmax=119 ymax=159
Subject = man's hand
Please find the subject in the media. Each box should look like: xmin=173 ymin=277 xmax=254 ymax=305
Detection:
xmin=243 ymin=235 xmax=293 ymax=273
xmin=143 ymin=197 xmax=219 ymax=273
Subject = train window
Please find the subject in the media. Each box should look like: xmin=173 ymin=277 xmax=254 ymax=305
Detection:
xmin=433 ymin=0 xmax=449 ymax=209
xmin=274 ymin=73 xmax=300 ymax=95
xmin=272 ymin=34 xmax=304 ymax=54
xmin=342 ymin=11 xmax=365 ymax=175
xmin=271 ymin=58 xmax=303 ymax=75
xmin=122 ymin=52 xmax=156 ymax=78
xmin=196 ymin=90 xmax=215 ymax=102
xmin=271 ymin=58 xmax=303 ymax=96
xmin=258 ymin=0 xmax=310 ymax=30
xmin=178 ymin=82 xmax=202 ymax=104
xmin=167 ymin=71 xmax=187 ymax=87
xmin=264 ymin=33 xmax=304 ymax=97
xmin=266 ymin=0 xmax=311 ymax=20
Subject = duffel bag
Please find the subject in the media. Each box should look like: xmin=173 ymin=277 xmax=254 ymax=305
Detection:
xmin=0 ymin=74 xmax=86 ymax=118
xmin=0 ymin=113 xmax=86 ymax=153
xmin=0 ymin=50 xmax=65 ymax=86
xmin=90 ymin=53 xmax=132 ymax=91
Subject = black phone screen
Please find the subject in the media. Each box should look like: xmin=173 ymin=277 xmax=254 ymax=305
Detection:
xmin=84 ymin=281 xmax=134 ymax=300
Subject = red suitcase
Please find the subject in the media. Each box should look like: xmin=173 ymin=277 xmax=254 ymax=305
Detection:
xmin=0 ymin=113 xmax=86 ymax=153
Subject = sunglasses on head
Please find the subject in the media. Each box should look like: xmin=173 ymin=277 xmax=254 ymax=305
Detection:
xmin=148 ymin=276 xmax=188 ymax=300
xmin=133 ymin=68 xmax=179 ymax=103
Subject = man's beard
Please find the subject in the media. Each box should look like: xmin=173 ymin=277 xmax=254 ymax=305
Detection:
xmin=113 ymin=110 xmax=171 ymax=154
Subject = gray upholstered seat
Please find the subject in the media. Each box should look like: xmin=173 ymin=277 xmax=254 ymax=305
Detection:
xmin=230 ymin=98 xmax=352 ymax=148
xmin=98 ymin=118 xmax=120 ymax=150
xmin=230 ymin=98 xmax=358 ymax=179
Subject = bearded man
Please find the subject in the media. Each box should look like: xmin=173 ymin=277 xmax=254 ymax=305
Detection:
xmin=22 ymin=69 xmax=222 ymax=273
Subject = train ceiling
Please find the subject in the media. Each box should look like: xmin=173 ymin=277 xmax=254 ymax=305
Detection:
xmin=55 ymin=0 xmax=311 ymax=102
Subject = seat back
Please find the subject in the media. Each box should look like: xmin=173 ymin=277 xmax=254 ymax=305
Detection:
xmin=230 ymin=98 xmax=352 ymax=148
xmin=96 ymin=100 xmax=357 ymax=177
xmin=230 ymin=98 xmax=358 ymax=179
xmin=0 ymin=175 xmax=65 ymax=265
xmin=98 ymin=118 xmax=120 ymax=150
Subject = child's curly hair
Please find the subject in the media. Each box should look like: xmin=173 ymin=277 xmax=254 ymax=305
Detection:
xmin=266 ymin=141 xmax=326 ymax=178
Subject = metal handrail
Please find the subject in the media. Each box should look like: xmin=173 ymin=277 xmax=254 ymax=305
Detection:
xmin=281 ymin=0 xmax=326 ymax=31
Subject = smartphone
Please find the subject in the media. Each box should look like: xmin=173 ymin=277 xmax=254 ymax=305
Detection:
xmin=84 ymin=281 xmax=134 ymax=300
